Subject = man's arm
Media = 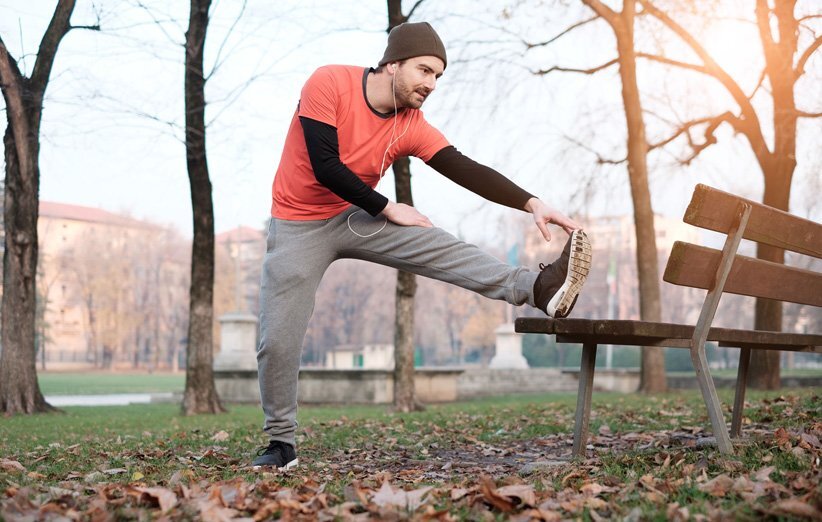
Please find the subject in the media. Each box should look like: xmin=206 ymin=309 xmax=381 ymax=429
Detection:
xmin=301 ymin=117 xmax=432 ymax=227
xmin=426 ymin=146 xmax=535 ymax=210
xmin=427 ymin=146 xmax=579 ymax=241
xmin=300 ymin=116 xmax=389 ymax=216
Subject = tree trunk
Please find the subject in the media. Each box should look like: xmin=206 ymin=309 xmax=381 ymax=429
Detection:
xmin=181 ymin=0 xmax=225 ymax=415
xmin=610 ymin=1 xmax=666 ymax=392
xmin=749 ymin=165 xmax=791 ymax=389
xmin=392 ymin=156 xmax=424 ymax=412
xmin=386 ymin=1 xmax=424 ymax=412
xmin=0 ymin=0 xmax=78 ymax=414
xmin=748 ymin=0 xmax=798 ymax=389
xmin=0 ymin=125 xmax=53 ymax=414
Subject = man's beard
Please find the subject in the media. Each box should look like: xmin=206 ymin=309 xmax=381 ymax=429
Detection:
xmin=395 ymin=79 xmax=430 ymax=109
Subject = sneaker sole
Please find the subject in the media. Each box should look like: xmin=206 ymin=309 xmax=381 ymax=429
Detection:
xmin=545 ymin=230 xmax=591 ymax=318
xmin=252 ymin=457 xmax=299 ymax=471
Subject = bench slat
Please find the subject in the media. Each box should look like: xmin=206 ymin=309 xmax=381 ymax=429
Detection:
xmin=663 ymin=242 xmax=822 ymax=306
xmin=684 ymin=184 xmax=822 ymax=258
xmin=515 ymin=318 xmax=822 ymax=352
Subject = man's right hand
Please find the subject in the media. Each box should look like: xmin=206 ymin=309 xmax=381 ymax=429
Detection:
xmin=382 ymin=201 xmax=434 ymax=228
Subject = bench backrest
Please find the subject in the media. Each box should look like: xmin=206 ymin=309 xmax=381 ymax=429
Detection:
xmin=663 ymin=184 xmax=822 ymax=308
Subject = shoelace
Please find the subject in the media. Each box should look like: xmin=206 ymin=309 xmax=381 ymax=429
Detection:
xmin=256 ymin=443 xmax=283 ymax=457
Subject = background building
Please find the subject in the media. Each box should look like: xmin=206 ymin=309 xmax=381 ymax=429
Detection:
xmin=37 ymin=202 xmax=190 ymax=370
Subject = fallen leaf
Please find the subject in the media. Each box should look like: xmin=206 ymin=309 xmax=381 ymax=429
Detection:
xmin=771 ymin=498 xmax=822 ymax=519
xmin=754 ymin=466 xmax=775 ymax=482
xmin=580 ymin=482 xmax=605 ymax=497
xmin=666 ymin=502 xmax=689 ymax=522
xmin=480 ymin=476 xmax=516 ymax=512
xmin=133 ymin=486 xmax=178 ymax=514
xmin=698 ymin=475 xmax=734 ymax=497
xmin=131 ymin=471 xmax=144 ymax=481
xmin=0 ymin=460 xmax=25 ymax=473
xmin=773 ymin=427 xmax=792 ymax=447
xmin=197 ymin=499 xmax=240 ymax=522
xmin=212 ymin=431 xmax=230 ymax=442
xmin=450 ymin=488 xmax=470 ymax=501
xmin=371 ymin=480 xmax=432 ymax=511
xmin=496 ymin=484 xmax=536 ymax=507
xmin=799 ymin=433 xmax=820 ymax=448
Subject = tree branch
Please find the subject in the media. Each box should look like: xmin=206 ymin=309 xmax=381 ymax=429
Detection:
xmin=795 ymin=35 xmax=822 ymax=78
xmin=69 ymin=24 xmax=101 ymax=31
xmin=0 ymin=39 xmax=33 ymax=174
xmin=638 ymin=0 xmax=752 ymax=116
xmin=581 ymin=0 xmax=619 ymax=27
xmin=638 ymin=0 xmax=770 ymax=163
xmin=206 ymin=0 xmax=247 ymax=82
xmin=648 ymin=111 xmax=739 ymax=156
xmin=796 ymin=110 xmax=822 ymax=118
xmin=533 ymin=58 xmax=618 ymax=76
xmin=405 ymin=0 xmax=426 ymax=21
xmin=524 ymin=15 xmax=600 ymax=48
xmin=563 ymin=133 xmax=626 ymax=165
xmin=636 ymin=52 xmax=707 ymax=74
xmin=30 ymin=0 xmax=77 ymax=98
xmin=748 ymin=67 xmax=767 ymax=101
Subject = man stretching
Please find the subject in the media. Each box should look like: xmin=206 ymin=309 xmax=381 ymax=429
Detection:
xmin=253 ymin=22 xmax=592 ymax=469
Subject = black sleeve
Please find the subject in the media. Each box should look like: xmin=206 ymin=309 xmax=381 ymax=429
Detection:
xmin=426 ymin=146 xmax=535 ymax=211
xmin=300 ymin=116 xmax=389 ymax=216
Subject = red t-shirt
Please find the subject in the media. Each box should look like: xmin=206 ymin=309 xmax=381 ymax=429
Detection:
xmin=271 ymin=65 xmax=450 ymax=220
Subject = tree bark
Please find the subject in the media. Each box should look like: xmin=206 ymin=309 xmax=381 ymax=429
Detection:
xmin=181 ymin=0 xmax=225 ymax=415
xmin=392 ymin=156 xmax=424 ymax=412
xmin=386 ymin=0 xmax=425 ymax=412
xmin=583 ymin=0 xmax=666 ymax=392
xmin=0 ymin=0 xmax=79 ymax=414
xmin=748 ymin=0 xmax=798 ymax=389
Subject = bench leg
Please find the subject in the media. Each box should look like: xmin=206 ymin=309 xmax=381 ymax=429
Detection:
xmin=573 ymin=342 xmax=597 ymax=459
xmin=690 ymin=344 xmax=733 ymax=454
xmin=731 ymin=348 xmax=751 ymax=438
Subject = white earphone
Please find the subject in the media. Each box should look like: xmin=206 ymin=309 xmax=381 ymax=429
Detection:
xmin=346 ymin=60 xmax=411 ymax=238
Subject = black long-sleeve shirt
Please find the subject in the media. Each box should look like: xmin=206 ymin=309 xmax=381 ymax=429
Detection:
xmin=300 ymin=116 xmax=535 ymax=216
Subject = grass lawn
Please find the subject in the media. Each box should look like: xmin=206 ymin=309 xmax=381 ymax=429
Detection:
xmin=1 ymin=389 xmax=820 ymax=520
xmin=37 ymin=372 xmax=185 ymax=396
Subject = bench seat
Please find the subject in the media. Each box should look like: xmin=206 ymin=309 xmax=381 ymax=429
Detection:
xmin=516 ymin=318 xmax=822 ymax=352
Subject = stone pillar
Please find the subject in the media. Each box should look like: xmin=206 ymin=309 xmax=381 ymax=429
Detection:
xmin=214 ymin=313 xmax=258 ymax=371
xmin=489 ymin=323 xmax=529 ymax=369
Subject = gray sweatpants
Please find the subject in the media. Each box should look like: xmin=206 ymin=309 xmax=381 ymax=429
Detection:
xmin=257 ymin=206 xmax=538 ymax=446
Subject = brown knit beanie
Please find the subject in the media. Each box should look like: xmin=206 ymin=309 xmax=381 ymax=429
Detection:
xmin=378 ymin=22 xmax=447 ymax=70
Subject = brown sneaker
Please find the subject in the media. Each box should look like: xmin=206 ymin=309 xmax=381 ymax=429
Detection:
xmin=533 ymin=230 xmax=591 ymax=318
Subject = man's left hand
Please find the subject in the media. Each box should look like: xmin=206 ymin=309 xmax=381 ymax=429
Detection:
xmin=524 ymin=197 xmax=580 ymax=242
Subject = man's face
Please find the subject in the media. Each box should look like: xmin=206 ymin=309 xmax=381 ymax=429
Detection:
xmin=392 ymin=56 xmax=444 ymax=109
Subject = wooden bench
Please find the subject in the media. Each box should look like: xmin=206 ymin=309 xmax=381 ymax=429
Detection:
xmin=515 ymin=184 xmax=822 ymax=457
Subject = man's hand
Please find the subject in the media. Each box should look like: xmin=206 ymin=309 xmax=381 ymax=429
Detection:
xmin=382 ymin=201 xmax=434 ymax=228
xmin=525 ymin=197 xmax=580 ymax=242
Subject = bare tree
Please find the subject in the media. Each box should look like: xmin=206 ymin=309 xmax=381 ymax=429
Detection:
xmin=0 ymin=0 xmax=98 ymax=414
xmin=181 ymin=0 xmax=225 ymax=415
xmin=386 ymin=0 xmax=428 ymax=412
xmin=638 ymin=0 xmax=821 ymax=388
xmin=528 ymin=0 xmax=666 ymax=391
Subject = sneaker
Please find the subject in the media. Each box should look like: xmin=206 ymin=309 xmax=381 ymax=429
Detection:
xmin=534 ymin=229 xmax=591 ymax=318
xmin=252 ymin=440 xmax=299 ymax=470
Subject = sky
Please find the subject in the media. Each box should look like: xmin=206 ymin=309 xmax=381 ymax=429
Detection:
xmin=1 ymin=0 xmax=820 ymax=244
